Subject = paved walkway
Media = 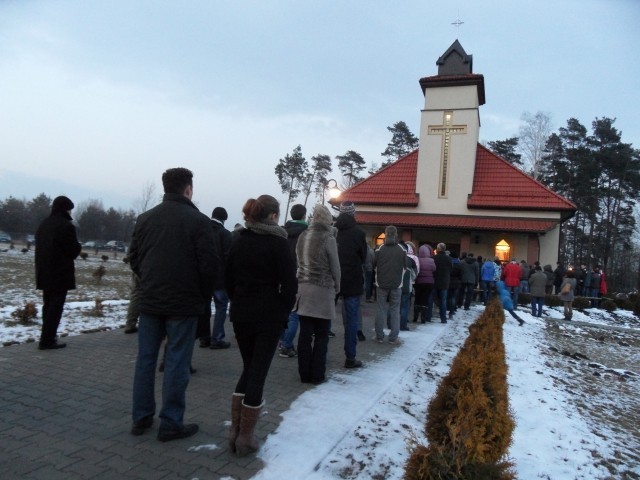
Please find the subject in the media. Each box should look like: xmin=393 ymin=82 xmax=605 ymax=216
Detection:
xmin=0 ymin=300 xmax=388 ymax=480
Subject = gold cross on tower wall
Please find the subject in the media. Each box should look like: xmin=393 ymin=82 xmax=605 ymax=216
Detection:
xmin=428 ymin=111 xmax=467 ymax=198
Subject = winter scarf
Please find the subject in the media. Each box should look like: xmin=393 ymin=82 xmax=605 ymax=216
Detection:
xmin=245 ymin=219 xmax=287 ymax=239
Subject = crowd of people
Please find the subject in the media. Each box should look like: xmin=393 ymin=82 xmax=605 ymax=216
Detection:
xmin=32 ymin=166 xmax=609 ymax=456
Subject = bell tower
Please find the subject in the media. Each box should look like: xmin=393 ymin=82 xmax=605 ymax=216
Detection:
xmin=415 ymin=41 xmax=485 ymax=215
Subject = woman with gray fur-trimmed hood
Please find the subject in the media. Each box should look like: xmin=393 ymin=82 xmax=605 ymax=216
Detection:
xmin=294 ymin=204 xmax=341 ymax=385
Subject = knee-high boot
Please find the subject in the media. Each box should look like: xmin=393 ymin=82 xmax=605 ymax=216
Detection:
xmin=228 ymin=393 xmax=244 ymax=453
xmin=235 ymin=400 xmax=264 ymax=457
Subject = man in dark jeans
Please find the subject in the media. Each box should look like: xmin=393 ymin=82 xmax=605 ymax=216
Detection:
xmin=35 ymin=196 xmax=82 ymax=350
xmin=201 ymin=206 xmax=232 ymax=349
xmin=433 ymin=243 xmax=452 ymax=324
xmin=129 ymin=167 xmax=216 ymax=442
xmin=278 ymin=204 xmax=308 ymax=358
xmin=335 ymin=201 xmax=367 ymax=368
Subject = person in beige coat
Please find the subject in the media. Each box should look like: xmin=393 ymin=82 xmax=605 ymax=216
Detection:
xmin=559 ymin=270 xmax=577 ymax=320
xmin=294 ymin=204 xmax=341 ymax=385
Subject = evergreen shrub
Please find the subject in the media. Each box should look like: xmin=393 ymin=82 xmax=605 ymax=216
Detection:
xmin=404 ymin=299 xmax=515 ymax=479
xmin=572 ymin=297 xmax=590 ymax=310
xmin=545 ymin=294 xmax=562 ymax=307
xmin=600 ymin=299 xmax=617 ymax=312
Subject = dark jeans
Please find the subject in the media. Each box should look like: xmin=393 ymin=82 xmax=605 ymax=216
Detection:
xmin=233 ymin=321 xmax=282 ymax=406
xmin=462 ymin=283 xmax=475 ymax=309
xmin=132 ymin=314 xmax=197 ymax=430
xmin=364 ymin=271 xmax=374 ymax=300
xmin=399 ymin=291 xmax=411 ymax=329
xmin=342 ymin=295 xmax=360 ymax=360
xmin=211 ymin=289 xmax=229 ymax=342
xmin=448 ymin=286 xmax=459 ymax=314
xmin=40 ymin=290 xmax=67 ymax=345
xmin=432 ymin=289 xmax=448 ymax=322
xmin=508 ymin=285 xmax=520 ymax=310
xmin=280 ymin=311 xmax=300 ymax=349
xmin=297 ymin=315 xmax=330 ymax=383
xmin=480 ymin=280 xmax=492 ymax=304
xmin=531 ymin=297 xmax=544 ymax=317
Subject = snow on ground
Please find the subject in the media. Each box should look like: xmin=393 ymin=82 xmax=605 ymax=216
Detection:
xmin=251 ymin=306 xmax=639 ymax=479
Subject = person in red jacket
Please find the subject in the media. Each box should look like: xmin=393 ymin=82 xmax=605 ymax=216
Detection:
xmin=502 ymin=259 xmax=522 ymax=311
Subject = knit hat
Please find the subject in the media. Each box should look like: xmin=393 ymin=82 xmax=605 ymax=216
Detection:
xmin=339 ymin=200 xmax=356 ymax=216
xmin=212 ymin=207 xmax=228 ymax=221
xmin=52 ymin=196 xmax=74 ymax=212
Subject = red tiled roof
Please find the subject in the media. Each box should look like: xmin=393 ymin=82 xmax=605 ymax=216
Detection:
xmin=354 ymin=212 xmax=558 ymax=233
xmin=468 ymin=145 xmax=577 ymax=213
xmin=334 ymin=144 xmax=576 ymax=216
xmin=333 ymin=150 xmax=419 ymax=206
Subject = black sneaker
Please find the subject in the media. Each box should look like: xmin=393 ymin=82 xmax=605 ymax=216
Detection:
xmin=131 ymin=415 xmax=154 ymax=436
xmin=328 ymin=331 xmax=336 ymax=338
xmin=199 ymin=338 xmax=211 ymax=348
xmin=157 ymin=423 xmax=199 ymax=442
xmin=344 ymin=358 xmax=363 ymax=368
xmin=357 ymin=330 xmax=366 ymax=341
xmin=38 ymin=341 xmax=66 ymax=350
xmin=210 ymin=340 xmax=230 ymax=349
xmin=279 ymin=346 xmax=297 ymax=358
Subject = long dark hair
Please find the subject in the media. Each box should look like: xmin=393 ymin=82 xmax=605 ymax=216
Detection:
xmin=242 ymin=195 xmax=280 ymax=223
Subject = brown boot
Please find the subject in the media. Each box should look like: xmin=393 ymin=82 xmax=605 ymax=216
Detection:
xmin=228 ymin=393 xmax=244 ymax=453
xmin=234 ymin=400 xmax=264 ymax=457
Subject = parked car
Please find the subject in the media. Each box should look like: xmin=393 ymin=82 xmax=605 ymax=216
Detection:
xmin=81 ymin=240 xmax=106 ymax=250
xmin=105 ymin=240 xmax=126 ymax=252
xmin=0 ymin=232 xmax=12 ymax=243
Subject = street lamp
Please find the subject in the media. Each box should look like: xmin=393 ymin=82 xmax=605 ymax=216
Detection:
xmin=323 ymin=179 xmax=341 ymax=204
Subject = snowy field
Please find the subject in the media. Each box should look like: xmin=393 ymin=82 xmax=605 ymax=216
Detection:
xmin=1 ymin=248 xmax=639 ymax=479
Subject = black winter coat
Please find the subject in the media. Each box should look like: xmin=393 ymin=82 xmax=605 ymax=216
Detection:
xmin=449 ymin=259 xmax=462 ymax=289
xmin=284 ymin=220 xmax=308 ymax=267
xmin=128 ymin=193 xmax=217 ymax=316
xmin=335 ymin=213 xmax=367 ymax=297
xmin=35 ymin=210 xmax=81 ymax=291
xmin=225 ymin=228 xmax=297 ymax=328
xmin=434 ymin=251 xmax=452 ymax=290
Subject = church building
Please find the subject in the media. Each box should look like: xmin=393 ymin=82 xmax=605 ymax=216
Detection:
xmin=332 ymin=40 xmax=576 ymax=266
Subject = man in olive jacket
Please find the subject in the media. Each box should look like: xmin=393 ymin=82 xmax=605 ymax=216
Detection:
xmin=35 ymin=195 xmax=82 ymax=350
xmin=128 ymin=167 xmax=216 ymax=442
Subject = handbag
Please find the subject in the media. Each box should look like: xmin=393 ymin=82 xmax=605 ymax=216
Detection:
xmin=561 ymin=282 xmax=571 ymax=295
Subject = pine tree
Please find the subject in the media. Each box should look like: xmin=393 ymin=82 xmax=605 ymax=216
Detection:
xmin=380 ymin=121 xmax=418 ymax=168
xmin=336 ymin=150 xmax=366 ymax=188
xmin=274 ymin=145 xmax=308 ymax=221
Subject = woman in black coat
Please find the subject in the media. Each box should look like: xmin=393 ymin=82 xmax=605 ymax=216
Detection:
xmin=224 ymin=194 xmax=297 ymax=457
xmin=35 ymin=196 xmax=81 ymax=349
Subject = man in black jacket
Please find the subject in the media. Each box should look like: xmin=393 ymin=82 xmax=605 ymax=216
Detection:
xmin=202 ymin=206 xmax=232 ymax=349
xmin=335 ymin=201 xmax=367 ymax=368
xmin=433 ymin=243 xmax=452 ymax=323
xmin=35 ymin=195 xmax=81 ymax=350
xmin=128 ymin=167 xmax=216 ymax=442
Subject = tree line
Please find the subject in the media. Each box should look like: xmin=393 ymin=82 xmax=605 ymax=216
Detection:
xmin=0 ymin=194 xmax=137 ymax=244
xmin=275 ymin=113 xmax=640 ymax=292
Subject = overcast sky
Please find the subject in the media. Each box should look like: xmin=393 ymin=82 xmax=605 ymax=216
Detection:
xmin=1 ymin=0 xmax=638 ymax=227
